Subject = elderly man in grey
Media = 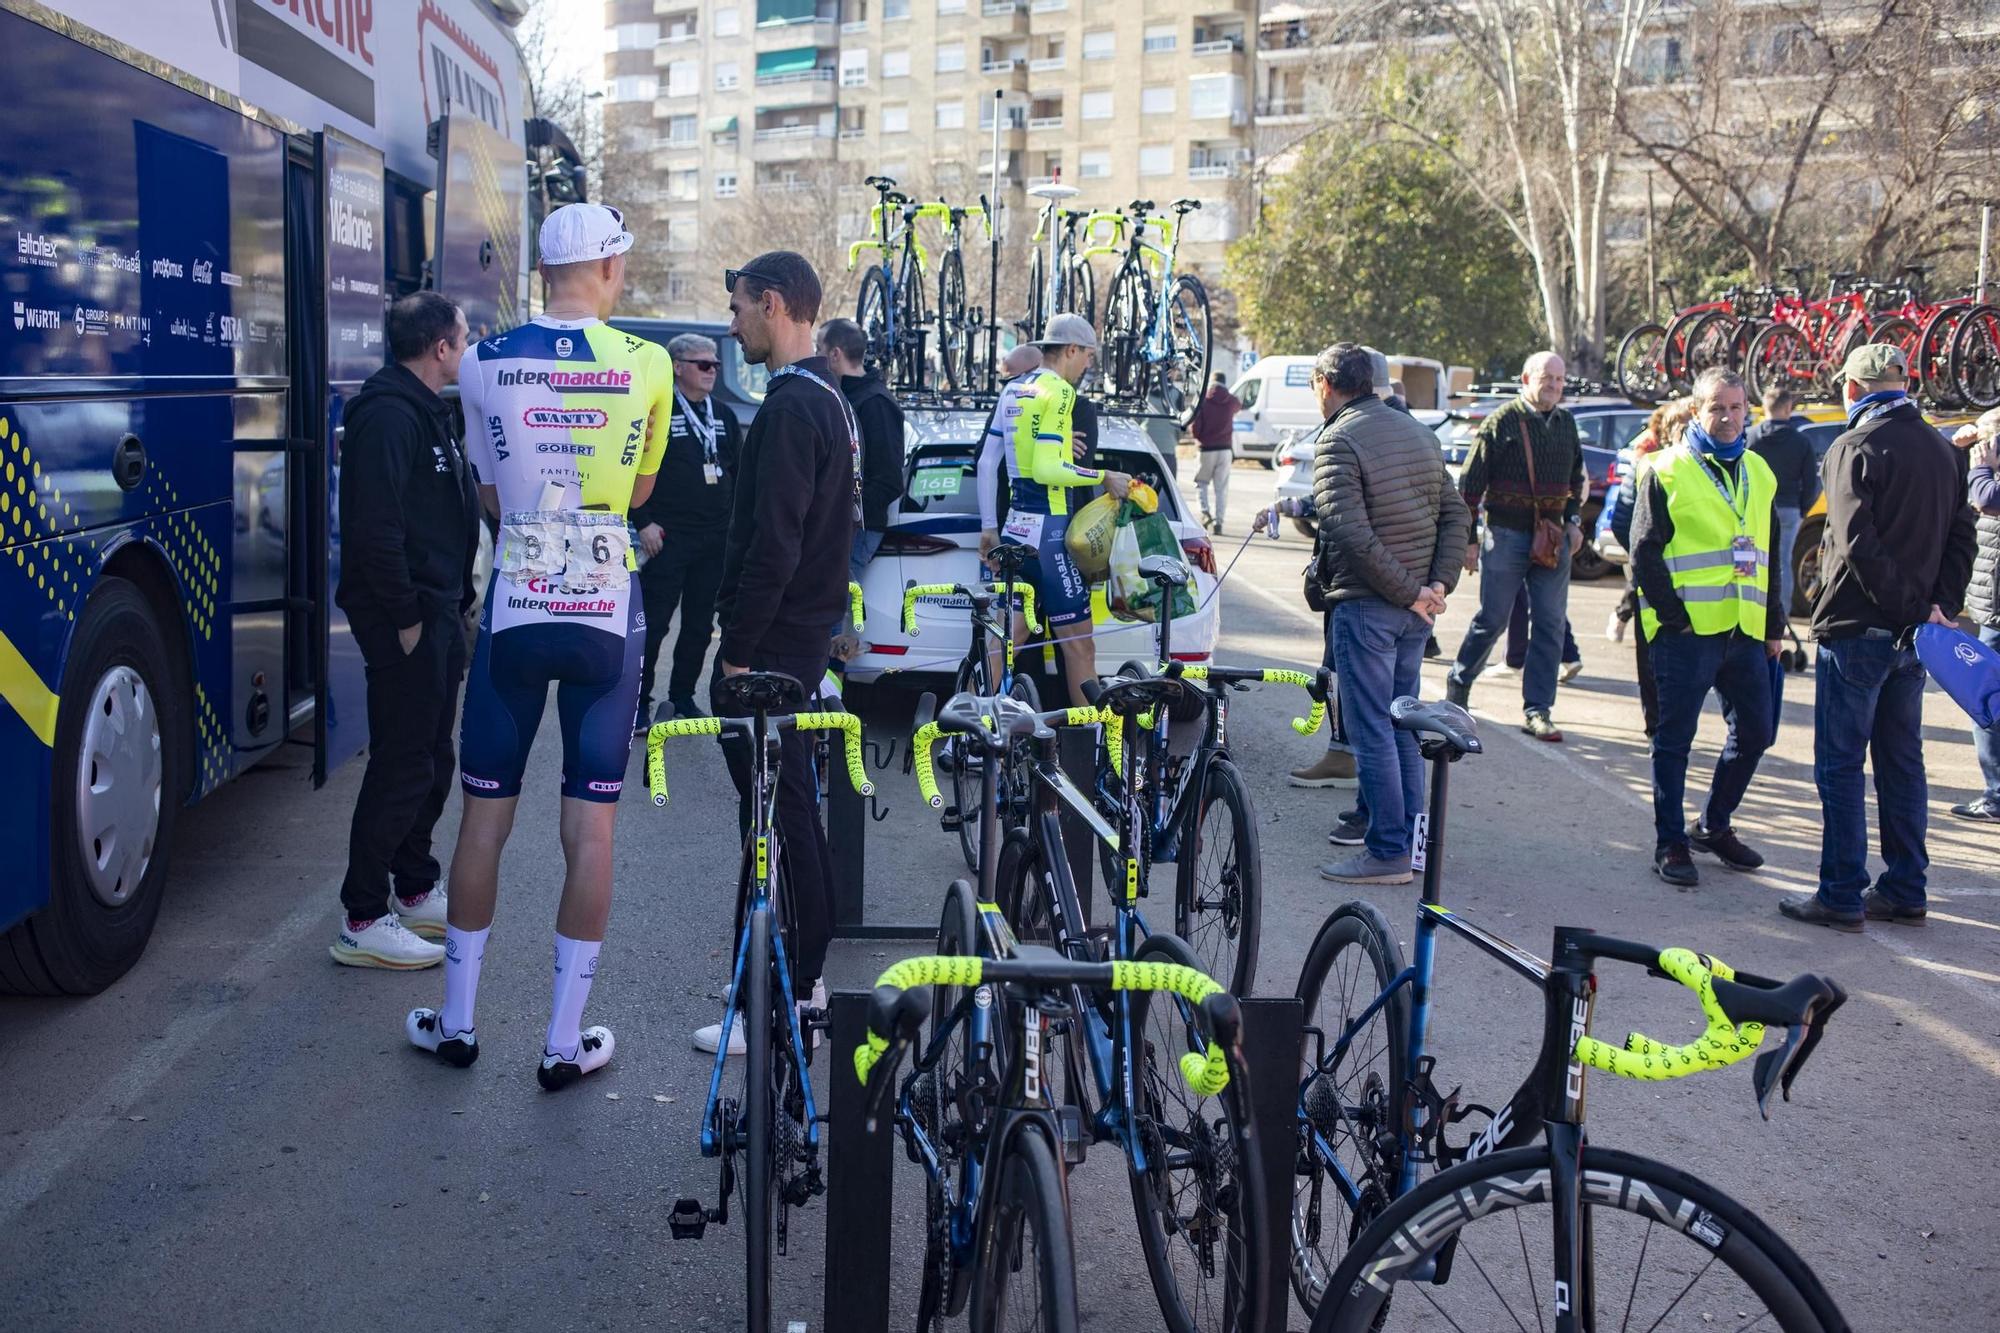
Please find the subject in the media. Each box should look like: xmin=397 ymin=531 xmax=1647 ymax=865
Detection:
xmin=628 ymin=330 xmax=743 ymax=724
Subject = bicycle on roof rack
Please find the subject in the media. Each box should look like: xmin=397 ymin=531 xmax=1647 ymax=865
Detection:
xmin=1099 ymin=198 xmax=1213 ymax=426
xmin=1022 ymin=180 xmax=1121 ymax=340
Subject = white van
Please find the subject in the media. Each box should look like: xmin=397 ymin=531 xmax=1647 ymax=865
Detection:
xmin=1229 ymin=355 xmax=1320 ymax=467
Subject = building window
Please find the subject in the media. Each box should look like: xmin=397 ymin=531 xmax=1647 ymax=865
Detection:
xmin=1139 ymin=144 xmax=1172 ymax=176
xmin=670 ymin=168 xmax=699 ymax=201
xmin=1143 ymin=23 xmax=1177 ymax=54
xmin=840 ymin=48 xmax=869 ymax=86
xmin=1080 ymin=89 xmax=1112 ymax=120
xmin=884 ymin=0 xmax=910 ymax=17
xmin=938 ymin=0 xmax=967 ymax=12
xmin=1141 ymin=85 xmax=1173 ymax=115
xmin=936 ymin=100 xmax=964 ymax=129
xmin=882 ymin=104 xmax=910 ymax=134
xmin=1188 ymin=73 xmax=1242 ymax=121
xmin=716 ymin=171 xmax=740 ymax=198
xmin=981 ymin=97 xmax=1027 ymax=130
xmin=608 ymin=75 xmax=657 ymax=103
xmin=666 ymin=60 xmax=700 ymax=97
xmin=666 ymin=216 xmax=698 ymax=253
xmin=666 ymin=272 xmax=694 ymax=305
xmin=882 ymin=48 xmax=911 ymax=78
xmin=668 ymin=114 xmax=698 ymax=145
xmin=609 ymin=22 xmax=657 ymax=50
xmin=1080 ymin=149 xmax=1110 ymax=178
xmin=715 ymin=61 xmax=741 ymax=90
xmin=1082 ymin=29 xmax=1114 ymax=61
xmin=715 ymin=7 xmax=741 ymax=36
xmin=936 ymin=42 xmax=965 ymax=73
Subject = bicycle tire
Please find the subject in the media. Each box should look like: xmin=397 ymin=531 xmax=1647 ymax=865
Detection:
xmin=1680 ymin=311 xmax=1739 ymax=381
xmin=950 ymin=657 xmax=984 ymax=873
xmin=1125 ymin=931 xmax=1267 ymax=1333
xmin=899 ymin=250 xmax=930 ymax=392
xmin=1291 ymin=900 xmax=1410 ymax=1318
xmin=1026 ymin=245 xmax=1047 ymax=342
xmin=1658 ymin=307 xmax=1711 ymax=388
xmin=1103 ymin=262 xmax=1152 ymax=400
xmin=744 ymin=907 xmax=775 ymax=1333
xmin=1160 ymin=275 xmax=1212 ymax=426
xmin=1915 ymin=303 xmax=1967 ymax=409
xmin=940 ymin=249 xmax=970 ymax=393
xmin=1949 ymin=302 xmax=2000 ymax=410
xmin=1174 ymin=757 xmax=1260 ymax=998
xmin=918 ymin=879 xmax=984 ymax=1327
xmin=1613 ymin=322 xmax=1668 ymax=401
xmin=1310 ymin=1145 xmax=1849 ymax=1332
xmin=1070 ymin=255 xmax=1097 ymax=328
xmin=970 ymin=1124 xmax=1082 ymax=1333
xmin=857 ymin=267 xmax=893 ymax=373
xmin=1744 ymin=322 xmax=1820 ymax=404
xmin=1005 ymin=671 xmax=1042 ymax=839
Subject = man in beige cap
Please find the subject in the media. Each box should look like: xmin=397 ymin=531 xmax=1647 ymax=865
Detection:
xmin=1780 ymin=341 xmax=1976 ymax=931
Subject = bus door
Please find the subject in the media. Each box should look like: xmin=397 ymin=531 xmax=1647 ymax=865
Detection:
xmin=431 ymin=113 xmax=527 ymax=341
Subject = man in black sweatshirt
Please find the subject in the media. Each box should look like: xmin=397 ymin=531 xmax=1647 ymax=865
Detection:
xmin=330 ymin=292 xmax=477 ymax=969
xmin=816 ymin=316 xmax=903 ymax=666
xmin=696 ymin=251 xmax=856 ymax=1052
xmin=1744 ymin=387 xmax=1819 ymax=613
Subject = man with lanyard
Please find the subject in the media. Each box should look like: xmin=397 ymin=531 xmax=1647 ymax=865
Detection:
xmin=697 ymin=251 xmax=857 ymax=1054
xmin=1629 ymin=367 xmax=1785 ymax=889
xmin=975 ymin=313 xmax=1133 ymax=707
xmin=404 ymin=202 xmax=672 ymax=1090
xmin=631 ymin=331 xmax=741 ymax=726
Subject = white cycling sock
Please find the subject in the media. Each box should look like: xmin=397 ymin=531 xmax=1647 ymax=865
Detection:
xmin=440 ymin=925 xmax=487 ymax=1037
xmin=546 ymin=933 xmax=601 ymax=1060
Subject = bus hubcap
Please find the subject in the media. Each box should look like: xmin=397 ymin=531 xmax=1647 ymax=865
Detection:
xmin=75 ymin=666 xmax=161 ymax=908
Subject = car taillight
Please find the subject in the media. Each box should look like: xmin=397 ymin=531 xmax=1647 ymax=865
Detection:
xmin=878 ymin=531 xmax=960 ymax=555
xmin=1180 ymin=536 xmax=1216 ymax=575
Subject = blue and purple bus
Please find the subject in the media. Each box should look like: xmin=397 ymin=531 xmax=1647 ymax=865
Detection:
xmin=0 ymin=0 xmax=576 ymax=993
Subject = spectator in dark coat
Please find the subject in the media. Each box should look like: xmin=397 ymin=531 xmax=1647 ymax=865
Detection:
xmin=1745 ymin=386 xmax=1820 ymax=614
xmin=1188 ymin=372 xmax=1240 ymax=534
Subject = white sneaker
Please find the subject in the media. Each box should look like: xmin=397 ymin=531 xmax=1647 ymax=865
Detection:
xmin=694 ymin=1015 xmax=748 ymax=1056
xmin=1560 ymin=659 xmax=1584 ymax=683
xmin=538 ymin=1025 xmax=615 ymax=1091
xmin=392 ymin=886 xmax=448 ymax=941
xmin=406 ymin=1007 xmax=478 ymax=1067
xmin=1485 ymin=664 xmax=1517 ymax=679
xmin=1604 ymin=610 xmax=1627 ymax=643
xmin=331 ymin=914 xmax=445 ymax=970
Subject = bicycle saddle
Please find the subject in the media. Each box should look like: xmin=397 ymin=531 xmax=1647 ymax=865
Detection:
xmin=985 ymin=543 xmax=1034 ymax=575
xmin=1829 ymin=270 xmax=1856 ymax=284
xmin=1096 ymin=675 xmax=1191 ymax=719
xmin=1028 ymin=182 xmax=1080 ymax=201
xmin=1137 ymin=555 xmax=1192 ymax=588
xmin=1389 ymin=696 xmax=1481 ymax=755
xmin=866 ymin=174 xmax=898 ymax=190
xmin=937 ymin=691 xmax=1042 ymax=754
xmin=716 ymin=671 xmax=808 ymax=715
xmin=1170 ymin=198 xmax=1201 ymax=213
xmin=1127 ymin=199 xmax=1155 ymax=215
xmin=1902 ymin=264 xmax=1930 ymax=278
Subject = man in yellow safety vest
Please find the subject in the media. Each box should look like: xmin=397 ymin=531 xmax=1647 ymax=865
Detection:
xmin=1630 ymin=367 xmax=1787 ymax=888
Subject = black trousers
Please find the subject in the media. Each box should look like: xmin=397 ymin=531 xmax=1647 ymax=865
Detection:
xmin=711 ymin=649 xmax=834 ymax=989
xmin=639 ymin=532 xmax=725 ymax=710
xmin=340 ymin=603 xmax=468 ymax=920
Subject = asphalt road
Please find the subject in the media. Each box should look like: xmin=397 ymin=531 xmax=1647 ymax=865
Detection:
xmin=4 ymin=459 xmax=1997 ymax=1331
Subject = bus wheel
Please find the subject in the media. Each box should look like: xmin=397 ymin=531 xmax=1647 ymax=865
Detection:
xmin=1 ymin=578 xmax=182 ymax=995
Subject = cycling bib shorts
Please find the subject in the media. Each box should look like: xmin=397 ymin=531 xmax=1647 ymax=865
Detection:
xmin=455 ymin=316 xmax=670 ymax=802
xmin=998 ymin=510 xmax=1090 ymax=629
xmin=975 ymin=369 xmax=1100 ymax=630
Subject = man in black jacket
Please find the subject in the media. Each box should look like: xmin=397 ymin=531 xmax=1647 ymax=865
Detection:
xmin=816 ymin=317 xmax=903 ymax=665
xmin=630 ymin=330 xmax=741 ymax=724
xmin=1781 ymin=344 xmax=1977 ymax=931
xmin=1745 ymin=387 xmax=1819 ymax=613
xmin=330 ymin=292 xmax=476 ymax=970
xmin=696 ymin=252 xmax=856 ymax=1053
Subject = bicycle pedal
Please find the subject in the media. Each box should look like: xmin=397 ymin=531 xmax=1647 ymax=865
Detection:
xmin=1055 ymin=1104 xmax=1088 ymax=1166
xmin=939 ymin=806 xmax=964 ymax=832
xmin=667 ymin=1196 xmax=712 ymax=1240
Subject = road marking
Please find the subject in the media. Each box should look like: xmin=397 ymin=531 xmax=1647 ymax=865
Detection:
xmin=1858 ymin=990 xmax=2000 ymax=1078
xmin=0 ymin=889 xmax=329 ymax=1228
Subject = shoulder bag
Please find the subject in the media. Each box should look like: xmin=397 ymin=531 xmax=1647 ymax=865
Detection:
xmin=1519 ymin=418 xmax=1566 ymax=570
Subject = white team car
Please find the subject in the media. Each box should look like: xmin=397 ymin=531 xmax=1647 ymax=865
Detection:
xmin=845 ymin=406 xmax=1221 ymax=690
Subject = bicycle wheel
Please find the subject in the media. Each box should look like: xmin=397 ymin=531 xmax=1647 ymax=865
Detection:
xmin=1680 ymin=311 xmax=1738 ymax=380
xmin=1658 ymin=308 xmax=1709 ymax=388
xmin=1916 ymin=303 xmax=1966 ymax=409
xmin=1103 ymin=263 xmax=1151 ymax=400
xmin=1125 ymin=931 xmax=1266 ymax=1333
xmin=1614 ymin=322 xmax=1668 ymax=401
xmin=1159 ymin=275 xmax=1212 ymax=426
xmin=969 ymin=1125 xmax=1082 ymax=1333
xmin=1311 ymin=1145 xmax=1849 ymax=1332
xmin=949 ymin=657 xmax=985 ymax=872
xmin=1026 ymin=245 xmax=1047 ymax=343
xmin=1291 ymin=900 xmax=1409 ymax=1317
xmin=1174 ymin=757 xmax=1260 ymax=998
xmin=1950 ymin=302 xmax=2000 ymax=410
xmin=1004 ymin=670 xmax=1042 ymax=836
xmin=939 ymin=249 xmax=970 ymax=393
xmin=900 ymin=254 xmax=930 ymax=392
xmin=743 ymin=908 xmax=776 ymax=1333
xmin=1069 ymin=255 xmax=1097 ymax=328
xmin=857 ymin=267 xmax=893 ymax=372
xmin=1744 ymin=322 xmax=1820 ymax=404
xmin=916 ymin=880 xmax=983 ymax=1327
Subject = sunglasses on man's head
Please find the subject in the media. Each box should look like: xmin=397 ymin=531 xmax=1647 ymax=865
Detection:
xmin=725 ymin=266 xmax=784 ymax=293
xmin=677 ymin=358 xmax=721 ymax=372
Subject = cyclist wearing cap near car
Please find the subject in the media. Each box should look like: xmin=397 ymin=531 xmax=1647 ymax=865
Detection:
xmin=404 ymin=201 xmax=673 ymax=1091
xmin=976 ymin=312 xmax=1132 ymax=706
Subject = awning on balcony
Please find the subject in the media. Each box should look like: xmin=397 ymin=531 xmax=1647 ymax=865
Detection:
xmin=757 ymin=0 xmax=817 ymax=26
xmin=708 ymin=115 xmax=739 ymax=132
xmin=756 ymin=47 xmax=818 ymax=77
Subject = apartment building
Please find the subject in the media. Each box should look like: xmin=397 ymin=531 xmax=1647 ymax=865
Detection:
xmin=603 ymin=0 xmax=1256 ymax=319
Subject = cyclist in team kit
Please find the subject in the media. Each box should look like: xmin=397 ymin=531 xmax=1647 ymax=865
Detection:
xmin=403 ymin=203 xmax=673 ymax=1091
xmin=976 ymin=312 xmax=1132 ymax=706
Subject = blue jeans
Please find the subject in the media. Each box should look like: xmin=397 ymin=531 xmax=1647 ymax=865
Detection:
xmin=1815 ymin=634 xmax=1929 ymax=912
xmin=1771 ymin=506 xmax=1801 ymax=616
xmin=1978 ymin=626 xmax=2000 ymax=806
xmin=1331 ymin=597 xmax=1429 ymax=860
xmin=1449 ymin=525 xmax=1573 ymax=714
xmin=1647 ymin=630 xmax=1774 ymax=849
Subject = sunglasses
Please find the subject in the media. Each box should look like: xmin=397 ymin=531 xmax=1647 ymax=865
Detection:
xmin=725 ymin=266 xmax=785 ymax=293
xmin=677 ymin=358 xmax=721 ymax=372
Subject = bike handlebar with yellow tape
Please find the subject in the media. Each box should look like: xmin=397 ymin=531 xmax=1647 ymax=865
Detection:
xmin=1573 ymin=949 xmax=1765 ymax=1080
xmin=644 ymin=712 xmax=874 ymax=807
xmin=847 ymin=582 xmax=865 ymax=634
xmin=912 ymin=706 xmax=1123 ymax=809
xmin=900 ymin=582 xmax=1042 ymax=637
xmin=852 ymin=954 xmax=1232 ymax=1096
xmin=1133 ymin=665 xmax=1327 ymax=735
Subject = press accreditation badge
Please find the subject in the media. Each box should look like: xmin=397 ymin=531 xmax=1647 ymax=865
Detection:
xmin=703 ymin=463 xmax=722 ymax=485
xmin=1731 ymin=535 xmax=1758 ymax=580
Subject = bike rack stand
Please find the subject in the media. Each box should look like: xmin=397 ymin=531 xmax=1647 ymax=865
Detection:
xmin=1239 ymin=995 xmax=1306 ymax=1333
xmin=1056 ymin=724 xmax=1097 ymax=924
xmin=823 ymin=989 xmax=896 ymax=1333
xmin=828 ymin=709 xmax=932 ymax=942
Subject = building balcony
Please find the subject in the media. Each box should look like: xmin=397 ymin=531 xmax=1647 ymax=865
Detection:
xmin=982 ymin=57 xmax=1019 ymax=72
xmin=1188 ymin=163 xmax=1237 ymax=180
xmin=756 ymin=17 xmax=838 ymax=50
xmin=1028 ymin=55 xmax=1065 ymax=72
xmin=754 ymin=68 xmax=838 ymax=107
xmin=1029 ymin=0 xmax=1065 ymax=11
xmin=1192 ymin=37 xmax=1243 ymax=56
xmin=983 ymin=0 xmax=1025 ymax=14
xmin=1027 ymin=115 xmax=1064 ymax=131
xmin=754 ymin=125 xmax=836 ymax=159
xmin=654 ymin=0 xmax=696 ymax=15
xmin=983 ymin=0 xmax=1029 ymax=34
xmin=838 ymin=125 xmax=867 ymax=141
xmin=840 ymin=18 xmax=868 ymax=33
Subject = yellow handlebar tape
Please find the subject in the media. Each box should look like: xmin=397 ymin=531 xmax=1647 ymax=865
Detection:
xmin=1258 ymin=669 xmax=1327 ymax=735
xmin=848 ymin=582 xmax=865 ymax=634
xmin=645 ymin=713 xmax=872 ymax=809
xmin=1573 ymin=948 xmax=1766 ymax=1081
xmin=901 ymin=583 xmax=1042 ymax=636
xmin=912 ymin=720 xmax=946 ymax=809
xmin=852 ymin=955 xmax=1230 ymax=1094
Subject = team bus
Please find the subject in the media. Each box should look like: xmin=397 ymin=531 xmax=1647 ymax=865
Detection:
xmin=0 ymin=0 xmax=582 ymax=994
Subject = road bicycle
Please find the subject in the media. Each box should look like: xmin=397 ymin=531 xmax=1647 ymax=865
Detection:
xmin=913 ymin=683 xmax=1268 ymax=1333
xmin=901 ymin=541 xmax=1046 ymax=871
xmin=1099 ymin=199 xmax=1213 ymax=425
xmin=851 ymin=174 xmax=934 ymax=392
xmin=1023 ymin=181 xmax=1116 ymax=340
xmin=1291 ymin=695 xmax=1849 ymax=1330
xmin=1088 ymin=556 xmax=1334 ymax=998
xmin=1743 ymin=270 xmax=1915 ymax=403
xmin=642 ymin=672 xmax=875 ymax=1333
xmin=1948 ymin=297 xmax=2000 ymax=409
xmin=931 ymin=196 xmax=993 ymax=393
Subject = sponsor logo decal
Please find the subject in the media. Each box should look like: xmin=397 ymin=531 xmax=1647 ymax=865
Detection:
xmin=586 ymin=780 xmax=621 ymax=794
xmin=150 ymin=257 xmax=184 ymax=280
xmin=525 ymin=407 xmax=608 ymax=430
xmin=555 ymin=336 xmax=574 ymax=358
xmin=74 ymin=305 xmax=112 ymax=338
xmin=192 ymin=259 xmax=214 ymax=285
xmin=219 ymin=270 xmax=243 ymax=288
xmin=495 ymin=367 xmax=632 ymax=392
xmin=419 ymin=0 xmax=508 ymax=133
xmin=462 ymin=773 xmax=501 ymax=790
xmin=16 ymin=231 xmax=58 ymax=267
xmin=535 ymin=442 xmax=596 ymax=455
xmin=83 ymin=244 xmax=139 ymax=273
xmin=13 ymin=302 xmax=60 ymax=332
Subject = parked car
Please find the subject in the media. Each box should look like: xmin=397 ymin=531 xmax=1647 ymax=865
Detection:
xmin=606 ymin=317 xmax=766 ymax=432
xmin=844 ymin=407 xmax=1220 ymax=692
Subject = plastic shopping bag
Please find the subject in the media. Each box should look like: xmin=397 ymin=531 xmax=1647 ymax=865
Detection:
xmin=1066 ymin=492 xmax=1122 ymax=580
xmin=1916 ymin=623 xmax=2000 ymax=728
xmin=1107 ymin=514 xmax=1146 ymax=612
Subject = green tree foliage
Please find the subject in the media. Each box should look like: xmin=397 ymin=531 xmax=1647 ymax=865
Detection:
xmin=1228 ymin=137 xmax=1541 ymax=375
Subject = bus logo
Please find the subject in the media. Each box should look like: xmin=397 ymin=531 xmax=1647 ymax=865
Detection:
xmin=524 ymin=407 xmax=607 ymax=430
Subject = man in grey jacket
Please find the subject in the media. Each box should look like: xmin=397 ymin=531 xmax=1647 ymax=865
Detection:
xmin=1312 ymin=342 xmax=1472 ymax=884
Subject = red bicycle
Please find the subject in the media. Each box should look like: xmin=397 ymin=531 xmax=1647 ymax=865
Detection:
xmin=1615 ymin=279 xmax=1770 ymax=400
xmin=1744 ymin=271 xmax=1907 ymax=402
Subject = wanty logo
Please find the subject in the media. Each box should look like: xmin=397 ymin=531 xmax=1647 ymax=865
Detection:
xmin=150 ymin=257 xmax=183 ymax=280
xmin=13 ymin=301 xmax=61 ymax=331
xmin=525 ymin=407 xmax=608 ymax=430
xmin=16 ymin=231 xmax=58 ymax=267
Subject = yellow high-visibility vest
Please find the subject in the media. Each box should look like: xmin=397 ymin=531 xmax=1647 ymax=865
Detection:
xmin=1639 ymin=445 xmax=1775 ymax=640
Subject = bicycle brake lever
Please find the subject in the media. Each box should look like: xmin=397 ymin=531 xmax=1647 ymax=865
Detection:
xmin=1749 ymin=980 xmax=1845 ymax=1120
xmin=863 ymin=1037 xmax=911 ymax=1134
